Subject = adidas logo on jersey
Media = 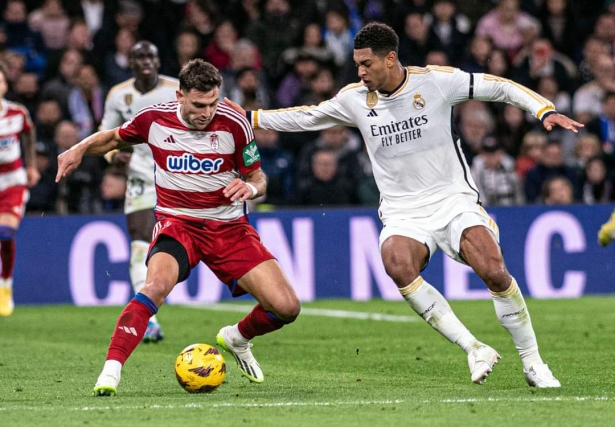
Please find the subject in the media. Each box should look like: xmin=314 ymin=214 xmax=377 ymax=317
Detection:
xmin=367 ymin=109 xmax=378 ymax=117
xmin=167 ymin=153 xmax=224 ymax=173
xmin=164 ymin=135 xmax=176 ymax=143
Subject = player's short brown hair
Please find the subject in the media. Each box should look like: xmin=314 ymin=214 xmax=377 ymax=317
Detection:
xmin=179 ymin=59 xmax=223 ymax=93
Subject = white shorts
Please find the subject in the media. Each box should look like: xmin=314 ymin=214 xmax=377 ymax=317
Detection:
xmin=378 ymin=194 xmax=499 ymax=265
xmin=124 ymin=176 xmax=157 ymax=215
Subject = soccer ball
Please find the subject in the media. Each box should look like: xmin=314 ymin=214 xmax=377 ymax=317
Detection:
xmin=175 ymin=343 xmax=226 ymax=393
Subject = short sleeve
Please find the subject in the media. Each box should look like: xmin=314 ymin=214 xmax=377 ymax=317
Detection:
xmin=231 ymin=116 xmax=261 ymax=175
xmin=117 ymin=109 xmax=151 ymax=143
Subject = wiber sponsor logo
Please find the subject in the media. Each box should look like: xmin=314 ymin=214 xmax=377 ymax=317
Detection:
xmin=166 ymin=153 xmax=224 ymax=173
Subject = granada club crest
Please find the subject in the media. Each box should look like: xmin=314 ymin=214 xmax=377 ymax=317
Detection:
xmin=210 ymin=133 xmax=219 ymax=150
xmin=413 ymin=93 xmax=426 ymax=110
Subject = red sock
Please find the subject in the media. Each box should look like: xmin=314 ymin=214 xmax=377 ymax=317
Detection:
xmin=106 ymin=299 xmax=152 ymax=364
xmin=237 ymin=304 xmax=286 ymax=340
xmin=1 ymin=240 xmax=16 ymax=279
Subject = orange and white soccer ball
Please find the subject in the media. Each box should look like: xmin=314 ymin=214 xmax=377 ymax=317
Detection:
xmin=175 ymin=343 xmax=226 ymax=393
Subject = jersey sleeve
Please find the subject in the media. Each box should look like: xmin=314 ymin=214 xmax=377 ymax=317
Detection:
xmin=117 ymin=109 xmax=150 ymax=143
xmin=431 ymin=66 xmax=556 ymax=120
xmin=99 ymin=91 xmax=124 ymax=130
xmin=231 ymin=115 xmax=261 ymax=175
xmin=248 ymin=89 xmax=356 ymax=132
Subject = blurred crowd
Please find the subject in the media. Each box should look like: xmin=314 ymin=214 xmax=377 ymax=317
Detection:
xmin=4 ymin=0 xmax=615 ymax=214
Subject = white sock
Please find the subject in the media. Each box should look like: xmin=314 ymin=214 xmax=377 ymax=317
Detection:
xmin=0 ymin=277 xmax=13 ymax=289
xmin=227 ymin=324 xmax=249 ymax=344
xmin=130 ymin=240 xmax=157 ymax=324
xmin=97 ymin=360 xmax=122 ymax=385
xmin=490 ymin=277 xmax=543 ymax=370
xmin=400 ymin=277 xmax=480 ymax=353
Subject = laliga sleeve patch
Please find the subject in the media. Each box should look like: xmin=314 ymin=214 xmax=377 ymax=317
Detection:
xmin=242 ymin=140 xmax=261 ymax=166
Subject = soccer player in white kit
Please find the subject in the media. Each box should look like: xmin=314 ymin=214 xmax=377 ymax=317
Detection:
xmin=227 ymin=22 xmax=584 ymax=387
xmin=100 ymin=41 xmax=178 ymax=342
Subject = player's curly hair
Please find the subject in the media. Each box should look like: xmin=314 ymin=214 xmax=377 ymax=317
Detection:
xmin=179 ymin=59 xmax=223 ymax=93
xmin=353 ymin=22 xmax=399 ymax=57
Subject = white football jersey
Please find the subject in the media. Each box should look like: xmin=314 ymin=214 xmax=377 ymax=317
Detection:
xmin=100 ymin=76 xmax=179 ymax=183
xmin=249 ymin=66 xmax=555 ymax=218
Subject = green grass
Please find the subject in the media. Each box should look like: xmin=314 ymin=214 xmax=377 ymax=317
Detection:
xmin=1 ymin=297 xmax=615 ymax=426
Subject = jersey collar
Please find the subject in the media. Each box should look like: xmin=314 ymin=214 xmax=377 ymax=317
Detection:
xmin=378 ymin=67 xmax=409 ymax=98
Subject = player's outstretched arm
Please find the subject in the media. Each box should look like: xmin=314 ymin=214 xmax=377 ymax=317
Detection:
xmin=55 ymin=128 xmax=132 ymax=182
xmin=542 ymin=113 xmax=584 ymax=133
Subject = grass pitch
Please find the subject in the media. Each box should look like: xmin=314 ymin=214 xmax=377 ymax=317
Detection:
xmin=1 ymin=297 xmax=615 ymax=427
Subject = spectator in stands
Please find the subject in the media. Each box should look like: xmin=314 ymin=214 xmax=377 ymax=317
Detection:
xmin=495 ymin=104 xmax=532 ymax=158
xmin=541 ymin=176 xmax=575 ymax=205
xmin=511 ymin=38 xmax=575 ymax=94
xmin=580 ymin=156 xmax=615 ymax=204
xmin=100 ymin=166 xmax=127 ymax=213
xmin=398 ymin=12 xmax=441 ymax=67
xmin=65 ymin=19 xmax=95 ymax=68
xmin=7 ymin=72 xmax=38 ymax=117
xmin=577 ymin=36 xmax=609 ymax=85
xmin=460 ymin=35 xmax=493 ymax=74
xmin=204 ymin=20 xmax=238 ymax=71
xmin=538 ymin=0 xmax=579 ymax=59
xmin=471 ymin=136 xmax=524 ymax=206
xmin=572 ymin=54 xmax=615 ymax=124
xmin=586 ymin=91 xmax=615 ymax=158
xmin=515 ymin=131 xmax=547 ymax=180
xmin=220 ymin=38 xmax=269 ymax=108
xmin=26 ymin=141 xmax=58 ymax=214
xmin=276 ymin=50 xmax=319 ymax=108
xmin=68 ymin=64 xmax=105 ymax=139
xmin=571 ymin=134 xmax=603 ymax=172
xmin=297 ymin=148 xmax=357 ymax=206
xmin=245 ymin=0 xmax=301 ymax=80
xmin=524 ymin=139 xmax=580 ymax=203
xmin=53 ymin=121 xmax=104 ymax=213
xmin=28 ymin=0 xmax=70 ymax=53
xmin=226 ymin=66 xmax=270 ymax=111
xmin=253 ymin=128 xmax=295 ymax=206
xmin=102 ymin=27 xmax=135 ymax=87
xmin=41 ymin=48 xmax=83 ymax=117
xmin=2 ymin=0 xmax=47 ymax=77
xmin=180 ymin=0 xmax=217 ymax=52
xmin=298 ymin=67 xmax=336 ymax=106
xmin=425 ymin=50 xmax=449 ymax=66
xmin=34 ymin=98 xmax=62 ymax=146
xmin=280 ymin=22 xmax=336 ymax=76
xmin=161 ymin=29 xmax=202 ymax=78
xmin=425 ymin=0 xmax=470 ymax=67
xmin=475 ymin=0 xmax=539 ymax=59
xmin=592 ymin=13 xmax=615 ymax=54
xmin=323 ymin=8 xmax=355 ymax=69
xmin=485 ymin=48 xmax=511 ymax=79
xmin=537 ymin=76 xmax=571 ymax=116
xmin=297 ymin=125 xmax=363 ymax=191
xmin=457 ymin=102 xmax=494 ymax=166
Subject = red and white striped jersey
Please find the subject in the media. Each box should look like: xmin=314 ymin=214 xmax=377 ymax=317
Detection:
xmin=118 ymin=101 xmax=261 ymax=222
xmin=0 ymin=99 xmax=33 ymax=192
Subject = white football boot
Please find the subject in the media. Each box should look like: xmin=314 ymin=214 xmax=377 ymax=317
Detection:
xmin=524 ymin=364 xmax=561 ymax=388
xmin=216 ymin=325 xmax=264 ymax=383
xmin=468 ymin=344 xmax=501 ymax=385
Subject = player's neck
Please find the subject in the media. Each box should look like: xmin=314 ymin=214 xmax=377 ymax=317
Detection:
xmin=134 ymin=75 xmax=159 ymax=94
xmin=380 ymin=65 xmax=406 ymax=94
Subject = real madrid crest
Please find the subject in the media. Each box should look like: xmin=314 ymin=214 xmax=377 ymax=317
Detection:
xmin=124 ymin=93 xmax=133 ymax=106
xmin=413 ymin=93 xmax=426 ymax=110
xmin=210 ymin=133 xmax=219 ymax=150
xmin=366 ymin=91 xmax=378 ymax=108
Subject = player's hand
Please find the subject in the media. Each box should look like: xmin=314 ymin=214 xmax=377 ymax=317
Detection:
xmin=26 ymin=166 xmax=40 ymax=187
xmin=223 ymin=178 xmax=256 ymax=202
xmin=543 ymin=113 xmax=584 ymax=133
xmin=223 ymin=97 xmax=246 ymax=115
xmin=55 ymin=148 xmax=84 ymax=182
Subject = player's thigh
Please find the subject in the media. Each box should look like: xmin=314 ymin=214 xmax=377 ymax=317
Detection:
xmin=459 ymin=225 xmax=510 ymax=290
xmin=238 ymin=259 xmax=300 ymax=321
xmin=126 ymin=208 xmax=157 ymax=242
xmin=0 ymin=186 xmax=27 ymax=228
xmin=379 ymin=219 xmax=433 ymax=286
xmin=0 ymin=213 xmax=20 ymax=229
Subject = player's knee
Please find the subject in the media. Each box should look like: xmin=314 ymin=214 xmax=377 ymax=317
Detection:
xmin=141 ymin=280 xmax=173 ymax=306
xmin=271 ymin=298 xmax=301 ymax=323
xmin=383 ymin=256 xmax=419 ymax=286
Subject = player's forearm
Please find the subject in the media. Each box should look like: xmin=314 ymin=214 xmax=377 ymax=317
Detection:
xmin=472 ymin=73 xmax=556 ymax=120
xmin=248 ymin=107 xmax=344 ymax=132
xmin=245 ymin=170 xmax=267 ymax=199
xmin=78 ymin=129 xmax=130 ymax=156
xmin=22 ymin=129 xmax=37 ymax=168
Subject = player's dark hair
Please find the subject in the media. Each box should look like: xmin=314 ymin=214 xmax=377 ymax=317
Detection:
xmin=179 ymin=59 xmax=223 ymax=93
xmin=353 ymin=22 xmax=399 ymax=57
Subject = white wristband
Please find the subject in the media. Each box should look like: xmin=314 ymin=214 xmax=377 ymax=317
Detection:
xmin=245 ymin=182 xmax=258 ymax=199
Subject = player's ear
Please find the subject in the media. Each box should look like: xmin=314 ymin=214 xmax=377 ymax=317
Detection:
xmin=385 ymin=51 xmax=397 ymax=67
xmin=176 ymin=90 xmax=184 ymax=103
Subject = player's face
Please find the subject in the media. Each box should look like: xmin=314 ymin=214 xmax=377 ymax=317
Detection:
xmin=177 ymin=87 xmax=220 ymax=130
xmin=129 ymin=44 xmax=160 ymax=79
xmin=354 ymin=48 xmax=394 ymax=92
xmin=0 ymin=71 xmax=7 ymax=99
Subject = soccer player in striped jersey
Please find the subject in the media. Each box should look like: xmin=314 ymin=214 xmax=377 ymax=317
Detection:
xmin=57 ymin=59 xmax=301 ymax=396
xmin=100 ymin=41 xmax=179 ymax=343
xmin=226 ymin=22 xmax=583 ymax=388
xmin=0 ymin=62 xmax=40 ymax=316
